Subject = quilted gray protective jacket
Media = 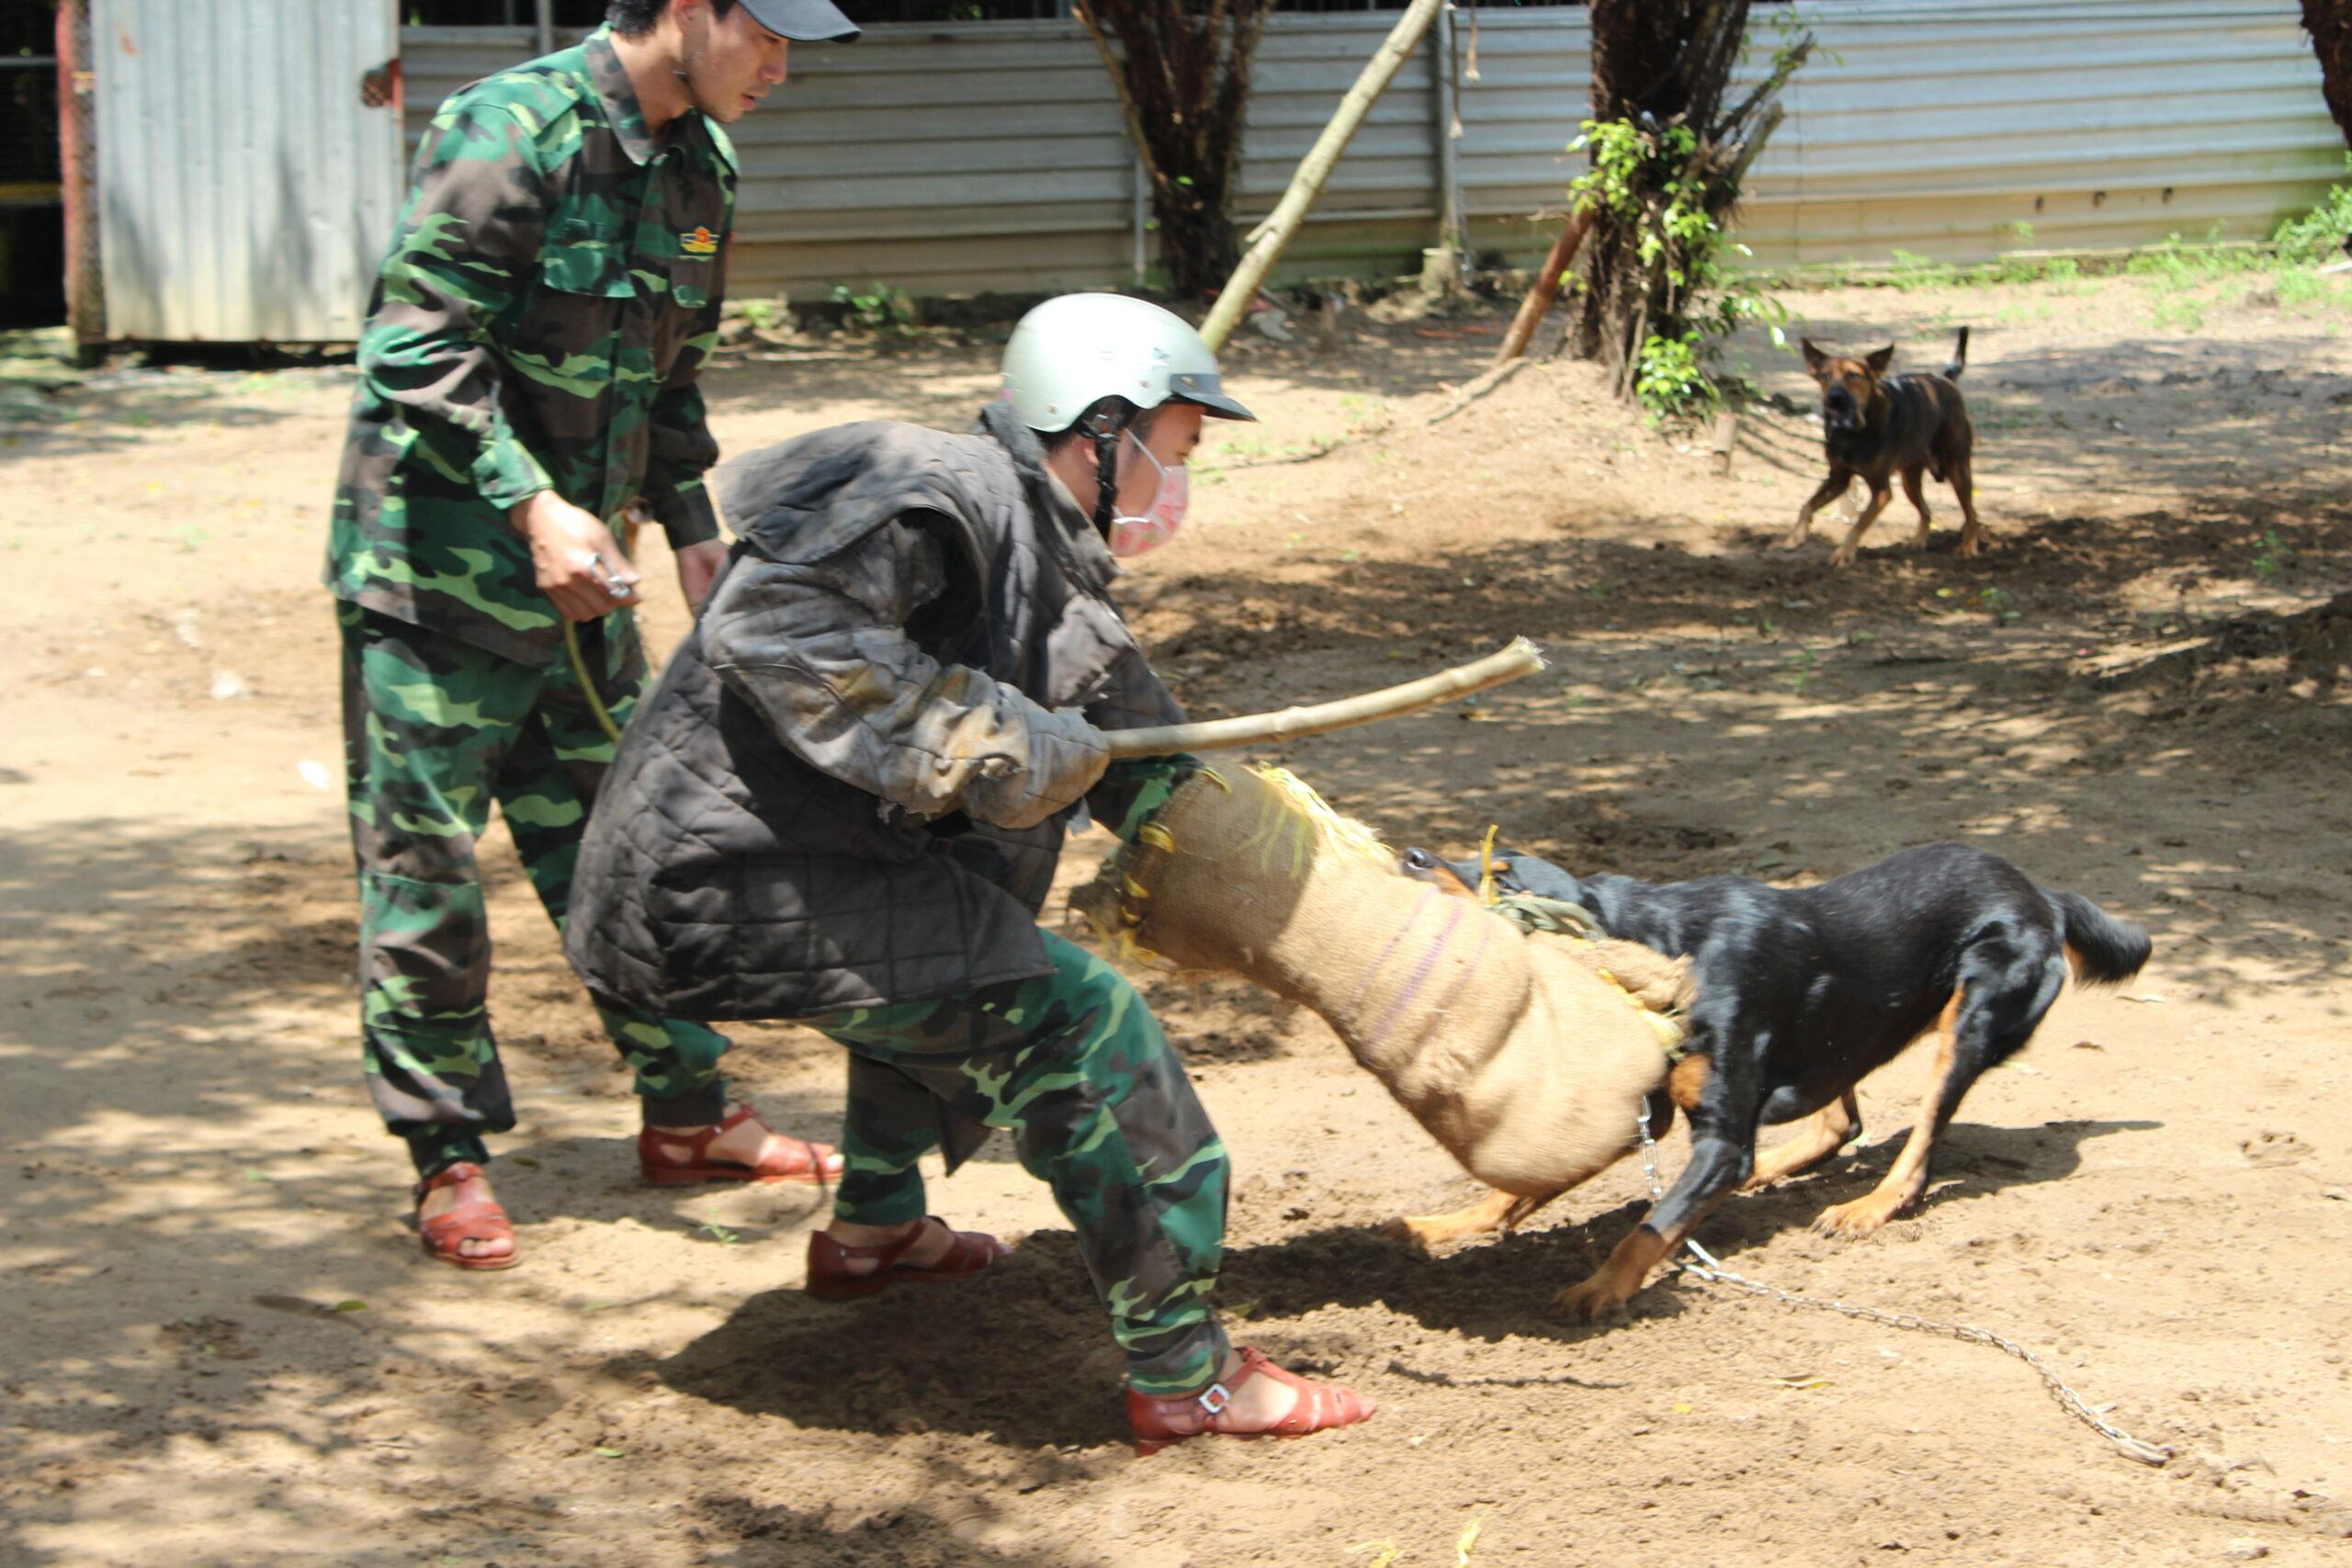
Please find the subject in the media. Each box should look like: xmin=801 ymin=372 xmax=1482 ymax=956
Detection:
xmin=563 ymin=400 xmax=1182 ymax=1020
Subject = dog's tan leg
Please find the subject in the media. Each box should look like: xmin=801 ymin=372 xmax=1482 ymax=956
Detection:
xmin=1816 ymin=993 xmax=1961 ymax=1236
xmin=1901 ymin=467 xmax=1934 ymax=549
xmin=1743 ymin=1090 xmax=1860 ymax=1190
xmin=1950 ymin=452 xmax=1985 ymax=557
xmin=1828 ymin=486 xmax=1894 ymax=569
xmin=1388 ymin=1187 xmax=1548 ymax=1250
xmin=1784 ymin=468 xmax=1853 ymax=549
xmin=1553 ymin=1183 xmax=1734 ymax=1321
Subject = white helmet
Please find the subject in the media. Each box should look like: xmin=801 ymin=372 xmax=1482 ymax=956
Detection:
xmin=1001 ymin=293 xmax=1256 ymax=433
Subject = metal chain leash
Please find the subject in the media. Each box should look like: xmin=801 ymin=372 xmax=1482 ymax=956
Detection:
xmin=1634 ymin=1107 xmax=2173 ymax=1468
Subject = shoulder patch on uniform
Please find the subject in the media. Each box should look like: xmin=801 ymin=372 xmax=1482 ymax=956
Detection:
xmin=681 ymin=226 xmax=721 ymax=257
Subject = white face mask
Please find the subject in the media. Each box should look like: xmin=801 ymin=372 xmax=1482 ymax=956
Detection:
xmin=1105 ymin=428 xmax=1190 ymax=558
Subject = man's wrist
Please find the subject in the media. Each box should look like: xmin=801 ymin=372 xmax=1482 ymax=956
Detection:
xmin=507 ymin=489 xmax=554 ymax=531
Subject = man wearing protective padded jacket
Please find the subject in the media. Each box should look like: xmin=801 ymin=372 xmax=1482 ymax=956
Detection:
xmin=565 ymin=294 xmax=1375 ymax=1455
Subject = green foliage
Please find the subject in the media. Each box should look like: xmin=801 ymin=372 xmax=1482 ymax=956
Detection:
xmin=2273 ymin=155 xmax=2352 ymax=263
xmin=829 ymin=280 xmax=918 ymax=334
xmin=1634 ymin=332 xmax=1718 ymax=420
xmin=1567 ymin=113 xmax=1788 ymax=423
xmin=2252 ymin=528 xmax=2294 ymax=580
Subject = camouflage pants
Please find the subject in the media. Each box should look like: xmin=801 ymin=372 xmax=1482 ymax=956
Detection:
xmin=337 ymin=602 xmax=732 ymax=1175
xmin=806 ymin=930 xmax=1231 ymax=1396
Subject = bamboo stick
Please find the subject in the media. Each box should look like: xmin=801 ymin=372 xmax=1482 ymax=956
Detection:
xmin=1103 ymin=637 xmax=1547 ymax=758
xmin=1200 ymin=0 xmax=1446 ymax=352
xmin=1493 ymin=204 xmax=1596 ymax=367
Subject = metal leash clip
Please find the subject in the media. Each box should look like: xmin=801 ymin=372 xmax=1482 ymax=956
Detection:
xmin=586 ymin=552 xmax=634 ymax=599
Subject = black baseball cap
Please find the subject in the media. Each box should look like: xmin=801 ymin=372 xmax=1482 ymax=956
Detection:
xmin=738 ymin=0 xmax=859 ymax=41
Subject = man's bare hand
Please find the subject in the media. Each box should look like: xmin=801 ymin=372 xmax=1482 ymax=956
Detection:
xmin=511 ymin=491 xmax=641 ymax=623
xmin=673 ymin=538 xmax=729 ymax=615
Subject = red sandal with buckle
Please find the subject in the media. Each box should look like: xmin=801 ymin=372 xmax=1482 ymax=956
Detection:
xmin=1125 ymin=1346 xmax=1377 ymax=1457
xmin=639 ymin=1103 xmax=846 ymax=1186
xmin=804 ymin=1217 xmax=1013 ymax=1301
xmin=413 ymin=1161 xmax=520 ymax=1272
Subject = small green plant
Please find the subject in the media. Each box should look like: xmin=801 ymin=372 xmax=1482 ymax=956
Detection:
xmin=829 ymin=280 xmax=917 ymax=334
xmin=738 ymin=297 xmax=781 ymax=332
xmin=1888 ymin=250 xmax=1960 ymax=289
xmin=1786 ymin=645 xmax=1818 ymax=696
xmin=1634 ymin=332 xmax=1718 ymax=420
xmin=2251 ymin=529 xmax=2293 ymax=580
xmin=2274 ymin=268 xmax=2326 ymax=309
xmin=2273 ymin=155 xmax=2352 ymax=263
xmin=1979 ymin=585 xmax=2020 ymax=622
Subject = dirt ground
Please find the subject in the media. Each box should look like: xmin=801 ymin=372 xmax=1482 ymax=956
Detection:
xmin=4 ymin=266 xmax=2351 ymax=1568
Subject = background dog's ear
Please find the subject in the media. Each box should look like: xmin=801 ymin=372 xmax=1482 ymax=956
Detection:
xmin=1865 ymin=344 xmax=1897 ymax=374
xmin=1800 ymin=337 xmax=1827 ymax=372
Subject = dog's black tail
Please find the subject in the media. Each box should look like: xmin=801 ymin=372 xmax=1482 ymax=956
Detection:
xmin=2047 ymin=888 xmax=2150 ymax=985
xmin=1943 ymin=325 xmax=1970 ymax=381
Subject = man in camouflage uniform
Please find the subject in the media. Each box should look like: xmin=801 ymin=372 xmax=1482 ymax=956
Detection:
xmin=325 ymin=0 xmax=859 ymax=1269
xmin=565 ymin=296 xmax=1377 ymax=1448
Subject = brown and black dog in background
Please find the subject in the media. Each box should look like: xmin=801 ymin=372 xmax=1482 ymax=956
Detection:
xmin=1785 ymin=327 xmax=1980 ymax=568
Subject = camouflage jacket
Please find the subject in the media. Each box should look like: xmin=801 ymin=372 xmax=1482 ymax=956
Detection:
xmin=325 ymin=26 xmax=732 ymax=665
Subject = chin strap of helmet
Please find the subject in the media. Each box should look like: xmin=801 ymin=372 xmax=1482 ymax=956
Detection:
xmin=1084 ymin=402 xmax=1133 ymax=540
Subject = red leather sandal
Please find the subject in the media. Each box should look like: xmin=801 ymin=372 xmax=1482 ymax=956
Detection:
xmin=639 ymin=1103 xmax=846 ymax=1186
xmin=1125 ymin=1346 xmax=1377 ymax=1457
xmin=804 ymin=1217 xmax=1012 ymax=1301
xmin=413 ymin=1162 xmax=520 ymax=1271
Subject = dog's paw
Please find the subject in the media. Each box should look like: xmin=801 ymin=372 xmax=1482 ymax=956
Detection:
xmin=1813 ymin=1192 xmax=1905 ymax=1237
xmin=1827 ymin=546 xmax=1860 ymax=570
xmin=1382 ymin=1214 xmax=1446 ymax=1252
xmin=1551 ymin=1275 xmax=1635 ymax=1322
xmin=1956 ymin=533 xmax=1986 ymax=558
xmin=1778 ymin=529 xmax=1812 ymax=551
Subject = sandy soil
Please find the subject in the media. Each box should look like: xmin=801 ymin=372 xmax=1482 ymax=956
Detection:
xmin=3 ymin=267 xmax=2350 ymax=1567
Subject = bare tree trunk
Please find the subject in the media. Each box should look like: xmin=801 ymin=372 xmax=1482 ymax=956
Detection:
xmin=2305 ymin=1 xmax=2352 ymax=146
xmin=1075 ymin=1 xmax=1273 ymax=300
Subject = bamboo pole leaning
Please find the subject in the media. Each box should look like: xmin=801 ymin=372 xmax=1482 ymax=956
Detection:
xmin=1102 ymin=637 xmax=1547 ymax=757
xmin=1492 ymin=203 xmax=1596 ymax=367
xmin=1199 ymin=0 xmax=1447 ymax=352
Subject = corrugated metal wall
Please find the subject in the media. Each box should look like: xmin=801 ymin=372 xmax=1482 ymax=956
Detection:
xmin=96 ymin=0 xmax=402 ymax=341
xmin=1740 ymin=0 xmax=2346 ymax=263
xmin=402 ymin=0 xmax=2341 ymax=302
xmin=81 ymin=0 xmax=2296 ymax=337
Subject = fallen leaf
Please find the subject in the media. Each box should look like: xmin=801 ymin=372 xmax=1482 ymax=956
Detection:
xmin=252 ymin=1294 xmax=360 ymax=1322
xmin=508 ymin=1154 xmax=540 ymax=1168
xmin=333 ymin=1299 xmax=368 ymax=1314
xmin=2120 ymin=993 xmax=2166 ymax=1005
xmin=1456 ymin=1515 xmax=1486 ymax=1565
xmin=1672 ymin=1401 xmax=1693 ymax=1415
xmin=1770 ymin=1374 xmax=1834 ymax=1390
xmin=2072 ymin=1039 xmax=2104 ymax=1050
xmin=593 ymin=1448 xmax=625 ymax=1459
